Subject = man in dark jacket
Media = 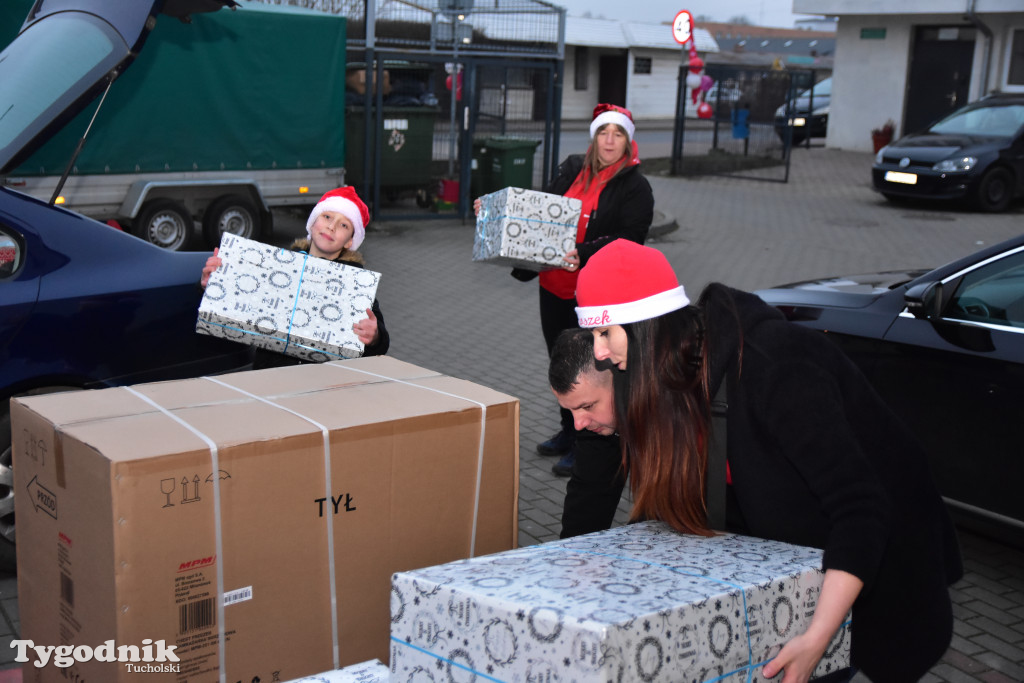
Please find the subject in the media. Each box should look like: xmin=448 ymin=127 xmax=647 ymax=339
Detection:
xmin=548 ymin=329 xmax=625 ymax=538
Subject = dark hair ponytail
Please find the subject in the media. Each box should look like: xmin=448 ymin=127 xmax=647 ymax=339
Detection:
xmin=616 ymin=306 xmax=714 ymax=536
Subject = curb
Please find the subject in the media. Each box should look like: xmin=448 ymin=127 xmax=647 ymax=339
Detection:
xmin=650 ymin=209 xmax=679 ymax=239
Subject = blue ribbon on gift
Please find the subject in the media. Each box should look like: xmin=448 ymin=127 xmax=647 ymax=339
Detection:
xmin=199 ymin=248 xmax=362 ymax=360
xmin=475 ymin=211 xmax=576 ymax=240
xmin=282 ymin=249 xmax=310 ymax=356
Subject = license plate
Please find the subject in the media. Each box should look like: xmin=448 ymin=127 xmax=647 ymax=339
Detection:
xmin=885 ymin=171 xmax=917 ymax=185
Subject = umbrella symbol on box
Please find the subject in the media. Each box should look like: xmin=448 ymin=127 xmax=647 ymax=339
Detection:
xmin=206 ymin=470 xmax=232 ymax=482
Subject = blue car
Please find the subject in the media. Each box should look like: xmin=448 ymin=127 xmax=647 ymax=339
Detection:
xmin=0 ymin=0 xmax=246 ymax=570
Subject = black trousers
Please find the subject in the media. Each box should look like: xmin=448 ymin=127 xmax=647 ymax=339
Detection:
xmin=539 ymin=285 xmax=580 ymax=434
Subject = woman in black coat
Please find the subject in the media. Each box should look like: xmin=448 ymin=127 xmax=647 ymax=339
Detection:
xmin=574 ymin=239 xmax=962 ymax=683
xmin=499 ymin=104 xmax=654 ymax=474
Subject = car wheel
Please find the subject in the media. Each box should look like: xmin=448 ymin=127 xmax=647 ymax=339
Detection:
xmin=136 ymin=199 xmax=194 ymax=251
xmin=973 ymin=167 xmax=1014 ymax=213
xmin=202 ymin=195 xmax=261 ymax=249
xmin=0 ymin=386 xmax=79 ymax=573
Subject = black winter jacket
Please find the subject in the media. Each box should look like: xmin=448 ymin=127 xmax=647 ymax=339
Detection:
xmin=560 ymin=284 xmax=963 ymax=680
xmin=702 ymin=284 xmax=962 ymax=682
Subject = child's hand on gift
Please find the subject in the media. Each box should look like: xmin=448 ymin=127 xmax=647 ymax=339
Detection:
xmin=562 ymin=248 xmax=580 ymax=272
xmin=473 ymin=198 xmax=482 ymax=216
xmin=201 ymin=248 xmax=222 ymax=288
xmin=353 ymin=308 xmax=379 ymax=345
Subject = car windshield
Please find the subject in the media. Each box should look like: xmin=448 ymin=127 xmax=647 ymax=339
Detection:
xmin=0 ymin=13 xmax=124 ymax=169
xmin=930 ymin=103 xmax=1024 ymax=138
xmin=807 ymin=78 xmax=831 ymax=98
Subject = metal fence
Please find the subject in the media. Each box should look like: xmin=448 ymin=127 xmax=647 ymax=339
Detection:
xmin=671 ymin=66 xmax=824 ymax=183
xmin=252 ymin=1 xmax=566 ymax=219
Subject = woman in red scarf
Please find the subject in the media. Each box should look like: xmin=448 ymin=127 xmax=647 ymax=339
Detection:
xmin=522 ymin=104 xmax=654 ymax=475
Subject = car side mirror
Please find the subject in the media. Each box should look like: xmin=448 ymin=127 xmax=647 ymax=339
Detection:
xmin=905 ymin=280 xmax=943 ymax=319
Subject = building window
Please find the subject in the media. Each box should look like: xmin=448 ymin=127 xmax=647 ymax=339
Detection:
xmin=574 ymin=45 xmax=588 ymax=91
xmin=634 ymin=57 xmax=652 ymax=75
xmin=1008 ymin=28 xmax=1024 ymax=88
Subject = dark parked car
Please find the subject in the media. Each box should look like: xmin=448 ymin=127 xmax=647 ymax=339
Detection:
xmin=757 ymin=234 xmax=1024 ymax=546
xmin=0 ymin=0 xmax=245 ymax=571
xmin=872 ymin=94 xmax=1024 ymax=212
xmin=774 ymin=76 xmax=831 ymax=145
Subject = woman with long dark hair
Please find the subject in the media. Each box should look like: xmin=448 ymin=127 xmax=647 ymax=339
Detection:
xmin=574 ymin=239 xmax=962 ymax=683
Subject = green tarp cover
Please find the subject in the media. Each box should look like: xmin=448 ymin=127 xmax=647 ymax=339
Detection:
xmin=9 ymin=1 xmax=346 ymax=176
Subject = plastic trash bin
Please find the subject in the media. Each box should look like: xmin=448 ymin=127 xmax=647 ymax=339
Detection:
xmin=471 ymin=136 xmax=541 ymax=197
xmin=345 ymin=105 xmax=440 ymax=196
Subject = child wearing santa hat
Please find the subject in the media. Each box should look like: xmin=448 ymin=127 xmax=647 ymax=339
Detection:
xmin=201 ymin=186 xmax=389 ymax=367
xmin=574 ymin=238 xmax=962 ymax=683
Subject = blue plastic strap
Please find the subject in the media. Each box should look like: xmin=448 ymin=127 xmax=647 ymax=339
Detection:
xmin=283 ymin=250 xmax=311 ymax=355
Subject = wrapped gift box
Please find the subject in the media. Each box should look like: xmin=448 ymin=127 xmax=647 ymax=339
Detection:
xmin=473 ymin=187 xmax=581 ymax=270
xmin=391 ymin=521 xmax=851 ymax=682
xmin=283 ymin=659 xmax=388 ymax=683
xmin=197 ymin=233 xmax=380 ymax=361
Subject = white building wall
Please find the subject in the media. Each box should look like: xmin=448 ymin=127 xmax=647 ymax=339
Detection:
xmin=626 ymin=49 xmax=685 ymax=119
xmin=825 ymin=15 xmax=913 ymax=151
xmin=560 ymin=47 xmax=696 ymax=121
xmin=824 ymin=11 xmax=1023 ymax=151
xmin=560 ymin=47 xmax=601 ymax=120
xmin=795 ymin=0 xmax=1023 ymax=15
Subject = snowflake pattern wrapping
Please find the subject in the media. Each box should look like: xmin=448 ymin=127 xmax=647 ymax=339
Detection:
xmin=390 ymin=522 xmax=851 ymax=682
xmin=281 ymin=659 xmax=388 ymax=683
xmin=197 ymin=233 xmax=380 ymax=362
xmin=473 ymin=187 xmax=582 ymax=270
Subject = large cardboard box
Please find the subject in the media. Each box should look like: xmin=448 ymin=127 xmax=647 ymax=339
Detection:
xmin=197 ymin=233 xmax=380 ymax=362
xmin=13 ymin=357 xmax=519 ymax=683
xmin=472 ymin=187 xmax=581 ymax=270
xmin=391 ymin=522 xmax=851 ymax=682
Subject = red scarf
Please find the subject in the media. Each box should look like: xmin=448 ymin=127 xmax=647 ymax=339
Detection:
xmin=540 ymin=142 xmax=641 ymax=299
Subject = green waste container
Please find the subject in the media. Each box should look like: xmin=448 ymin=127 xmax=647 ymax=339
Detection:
xmin=345 ymin=106 xmax=439 ymax=192
xmin=471 ymin=136 xmax=542 ymax=197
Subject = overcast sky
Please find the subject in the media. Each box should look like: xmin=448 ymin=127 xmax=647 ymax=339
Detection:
xmin=550 ymin=0 xmax=813 ymax=29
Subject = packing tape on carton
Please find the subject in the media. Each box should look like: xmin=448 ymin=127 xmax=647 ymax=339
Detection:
xmin=203 ymin=376 xmax=342 ymax=669
xmin=122 ymin=386 xmax=230 ymax=683
xmin=324 ymin=363 xmax=489 ymax=557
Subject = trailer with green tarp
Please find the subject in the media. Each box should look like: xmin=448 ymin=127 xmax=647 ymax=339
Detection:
xmin=0 ymin=0 xmax=346 ymax=250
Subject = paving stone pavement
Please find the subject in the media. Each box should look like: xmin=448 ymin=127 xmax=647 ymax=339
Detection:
xmin=1 ymin=147 xmax=1022 ymax=679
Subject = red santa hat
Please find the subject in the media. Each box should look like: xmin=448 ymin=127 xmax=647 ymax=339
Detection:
xmin=305 ymin=186 xmax=370 ymax=250
xmin=589 ymin=103 xmax=636 ymax=142
xmin=575 ymin=239 xmax=690 ymax=328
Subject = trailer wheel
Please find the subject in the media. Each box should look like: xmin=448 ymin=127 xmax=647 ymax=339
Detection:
xmin=136 ymin=199 xmax=193 ymax=251
xmin=202 ymin=195 xmax=261 ymax=248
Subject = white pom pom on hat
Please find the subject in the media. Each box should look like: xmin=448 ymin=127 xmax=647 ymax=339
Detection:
xmin=589 ymin=103 xmax=636 ymax=142
xmin=575 ymin=239 xmax=690 ymax=328
xmin=305 ymin=186 xmax=370 ymax=250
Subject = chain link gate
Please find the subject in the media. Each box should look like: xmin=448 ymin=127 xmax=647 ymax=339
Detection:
xmin=672 ymin=65 xmax=811 ymax=183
